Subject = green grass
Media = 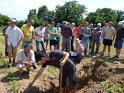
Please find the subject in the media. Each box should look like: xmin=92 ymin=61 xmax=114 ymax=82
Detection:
xmin=0 ymin=26 xmax=3 ymax=33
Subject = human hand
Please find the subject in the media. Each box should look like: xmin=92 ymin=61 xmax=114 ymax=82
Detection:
xmin=28 ymin=81 xmax=34 ymax=88
xmin=60 ymin=60 xmax=66 ymax=67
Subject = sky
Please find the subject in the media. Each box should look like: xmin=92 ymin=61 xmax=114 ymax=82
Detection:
xmin=0 ymin=0 xmax=124 ymax=20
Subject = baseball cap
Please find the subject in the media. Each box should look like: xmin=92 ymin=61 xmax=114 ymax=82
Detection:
xmin=10 ymin=18 xmax=16 ymax=23
xmin=97 ymin=23 xmax=101 ymax=26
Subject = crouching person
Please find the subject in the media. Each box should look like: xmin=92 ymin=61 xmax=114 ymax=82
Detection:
xmin=28 ymin=50 xmax=77 ymax=93
xmin=69 ymin=38 xmax=84 ymax=64
xmin=16 ymin=44 xmax=36 ymax=74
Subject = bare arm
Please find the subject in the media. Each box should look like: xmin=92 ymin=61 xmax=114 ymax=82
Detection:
xmin=60 ymin=51 xmax=69 ymax=66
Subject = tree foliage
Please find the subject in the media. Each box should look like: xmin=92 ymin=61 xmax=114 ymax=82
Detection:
xmin=86 ymin=8 xmax=118 ymax=26
xmin=0 ymin=14 xmax=10 ymax=26
xmin=85 ymin=12 xmax=105 ymax=25
xmin=96 ymin=8 xmax=117 ymax=25
xmin=55 ymin=1 xmax=87 ymax=24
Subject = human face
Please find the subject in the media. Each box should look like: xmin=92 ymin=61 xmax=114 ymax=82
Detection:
xmin=10 ymin=22 xmax=16 ymax=28
xmin=40 ymin=56 xmax=50 ymax=63
xmin=25 ymin=46 xmax=31 ymax=53
xmin=28 ymin=20 xmax=34 ymax=26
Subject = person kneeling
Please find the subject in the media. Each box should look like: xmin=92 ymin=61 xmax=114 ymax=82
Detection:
xmin=16 ymin=44 xmax=35 ymax=74
xmin=69 ymin=38 xmax=84 ymax=64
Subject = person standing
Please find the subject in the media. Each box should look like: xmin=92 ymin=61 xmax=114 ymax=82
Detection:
xmin=44 ymin=24 xmax=50 ymax=51
xmin=5 ymin=19 xmax=24 ymax=66
xmin=56 ymin=23 xmax=61 ymax=50
xmin=61 ymin=21 xmax=73 ymax=52
xmin=71 ymin=23 xmax=75 ymax=51
xmin=47 ymin=22 xmax=57 ymax=50
xmin=101 ymin=22 xmax=116 ymax=56
xmin=113 ymin=21 xmax=124 ymax=59
xmin=2 ymin=21 xmax=11 ymax=57
xmin=80 ymin=22 xmax=91 ymax=56
xmin=35 ymin=23 xmax=46 ymax=53
xmin=21 ymin=19 xmax=35 ymax=48
xmin=91 ymin=23 xmax=102 ymax=54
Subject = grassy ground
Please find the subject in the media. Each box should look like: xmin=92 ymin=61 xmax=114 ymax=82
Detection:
xmin=0 ymin=29 xmax=124 ymax=93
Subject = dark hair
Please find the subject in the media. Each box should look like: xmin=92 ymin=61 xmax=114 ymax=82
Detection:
xmin=24 ymin=44 xmax=32 ymax=48
xmin=34 ymin=51 xmax=45 ymax=62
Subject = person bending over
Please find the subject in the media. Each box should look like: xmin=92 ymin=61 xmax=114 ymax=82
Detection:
xmin=28 ymin=50 xmax=77 ymax=93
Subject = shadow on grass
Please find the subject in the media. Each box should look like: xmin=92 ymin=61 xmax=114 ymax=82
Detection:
xmin=1 ymin=71 xmax=29 ymax=83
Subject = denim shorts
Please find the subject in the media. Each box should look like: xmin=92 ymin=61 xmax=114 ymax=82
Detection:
xmin=114 ymin=39 xmax=123 ymax=49
xmin=22 ymin=41 xmax=32 ymax=48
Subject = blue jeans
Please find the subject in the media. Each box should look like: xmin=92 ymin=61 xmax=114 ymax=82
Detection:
xmin=22 ymin=41 xmax=32 ymax=48
xmin=56 ymin=36 xmax=60 ymax=49
xmin=81 ymin=37 xmax=90 ymax=56
xmin=35 ymin=41 xmax=46 ymax=53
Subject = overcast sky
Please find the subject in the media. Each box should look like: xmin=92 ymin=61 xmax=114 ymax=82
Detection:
xmin=0 ymin=0 xmax=124 ymax=20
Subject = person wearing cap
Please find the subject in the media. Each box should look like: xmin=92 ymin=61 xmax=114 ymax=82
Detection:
xmin=69 ymin=38 xmax=84 ymax=64
xmin=5 ymin=18 xmax=24 ymax=66
xmin=113 ymin=21 xmax=124 ymax=59
xmin=90 ymin=23 xmax=102 ymax=54
xmin=3 ymin=21 xmax=11 ymax=57
xmin=35 ymin=23 xmax=46 ymax=53
xmin=47 ymin=22 xmax=57 ymax=50
xmin=16 ymin=44 xmax=35 ymax=74
xmin=21 ymin=19 xmax=35 ymax=48
xmin=56 ymin=23 xmax=61 ymax=50
xmin=28 ymin=50 xmax=77 ymax=93
xmin=101 ymin=22 xmax=116 ymax=56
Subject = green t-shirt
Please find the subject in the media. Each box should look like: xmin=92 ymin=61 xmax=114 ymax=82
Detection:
xmin=48 ymin=27 xmax=57 ymax=40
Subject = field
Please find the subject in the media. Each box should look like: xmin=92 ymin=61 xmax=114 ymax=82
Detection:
xmin=0 ymin=28 xmax=124 ymax=93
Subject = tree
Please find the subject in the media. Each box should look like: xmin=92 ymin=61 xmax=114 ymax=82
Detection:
xmin=28 ymin=9 xmax=39 ymax=23
xmin=115 ymin=10 xmax=124 ymax=22
xmin=0 ymin=14 xmax=10 ymax=26
xmin=85 ymin=12 xmax=105 ymax=25
xmin=55 ymin=1 xmax=87 ymax=24
xmin=37 ymin=5 xmax=48 ymax=20
xmin=96 ymin=8 xmax=117 ymax=25
xmin=37 ymin=5 xmax=55 ymax=23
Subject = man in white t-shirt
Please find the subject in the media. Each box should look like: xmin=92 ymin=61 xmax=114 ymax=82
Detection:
xmin=35 ymin=23 xmax=46 ymax=53
xmin=101 ymin=22 xmax=116 ymax=56
xmin=5 ymin=19 xmax=24 ymax=66
xmin=16 ymin=44 xmax=35 ymax=74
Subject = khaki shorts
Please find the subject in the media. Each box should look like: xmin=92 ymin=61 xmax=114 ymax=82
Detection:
xmin=7 ymin=45 xmax=17 ymax=53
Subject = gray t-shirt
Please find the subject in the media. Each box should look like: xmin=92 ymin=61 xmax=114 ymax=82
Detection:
xmin=103 ymin=27 xmax=116 ymax=40
xmin=92 ymin=27 xmax=102 ymax=41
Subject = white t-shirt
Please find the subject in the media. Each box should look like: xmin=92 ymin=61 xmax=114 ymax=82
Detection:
xmin=16 ymin=49 xmax=35 ymax=63
xmin=35 ymin=27 xmax=46 ymax=41
xmin=103 ymin=27 xmax=116 ymax=40
xmin=5 ymin=26 xmax=24 ymax=47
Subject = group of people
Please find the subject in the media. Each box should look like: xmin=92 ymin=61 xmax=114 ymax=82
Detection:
xmin=2 ymin=18 xmax=124 ymax=93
